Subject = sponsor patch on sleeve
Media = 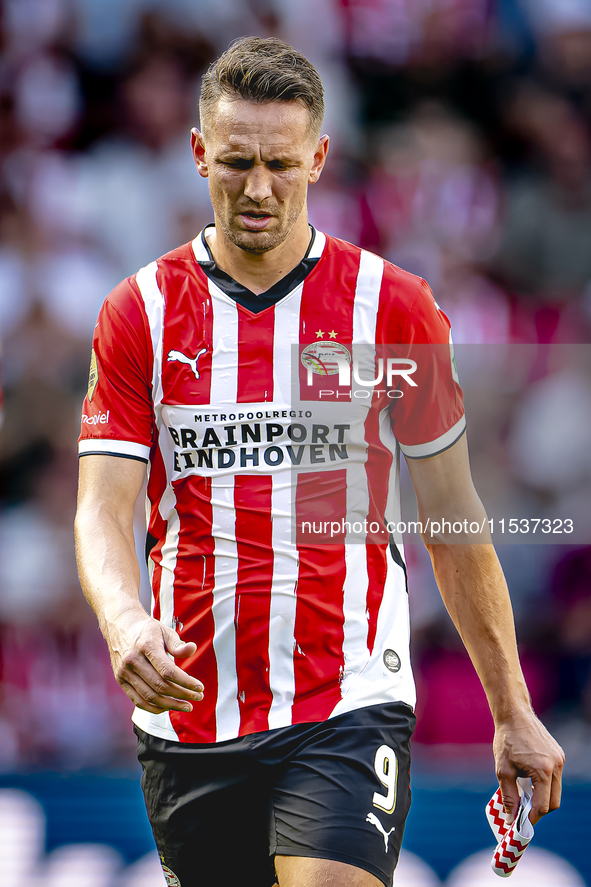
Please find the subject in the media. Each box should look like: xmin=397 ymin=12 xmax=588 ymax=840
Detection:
xmin=87 ymin=349 xmax=99 ymax=401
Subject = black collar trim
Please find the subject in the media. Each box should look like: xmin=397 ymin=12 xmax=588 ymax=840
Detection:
xmin=197 ymin=224 xmax=320 ymax=314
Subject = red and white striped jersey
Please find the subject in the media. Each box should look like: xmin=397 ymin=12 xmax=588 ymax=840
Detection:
xmin=79 ymin=228 xmax=465 ymax=744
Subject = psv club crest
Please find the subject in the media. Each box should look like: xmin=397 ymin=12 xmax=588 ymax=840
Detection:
xmin=300 ymin=340 xmax=351 ymax=376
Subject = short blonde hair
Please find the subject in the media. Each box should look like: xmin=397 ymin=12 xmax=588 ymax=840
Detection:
xmin=200 ymin=36 xmax=324 ymax=138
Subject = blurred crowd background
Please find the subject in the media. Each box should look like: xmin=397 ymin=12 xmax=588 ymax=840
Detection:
xmin=0 ymin=0 xmax=590 ymax=796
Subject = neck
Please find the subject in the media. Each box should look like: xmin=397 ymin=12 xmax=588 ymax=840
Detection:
xmin=205 ymin=214 xmax=312 ymax=294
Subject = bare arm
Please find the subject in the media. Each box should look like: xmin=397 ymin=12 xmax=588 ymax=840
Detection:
xmin=75 ymin=454 xmax=203 ymax=713
xmin=406 ymin=434 xmax=564 ymax=824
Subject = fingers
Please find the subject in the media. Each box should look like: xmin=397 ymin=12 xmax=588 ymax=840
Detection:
xmin=133 ymin=624 xmax=204 ymax=694
xmin=549 ymin=768 xmax=563 ymax=813
xmin=161 ymin=625 xmax=198 ymax=662
xmin=496 ymin=769 xmax=520 ymax=823
xmin=113 ymin=626 xmax=204 ymax=713
xmin=119 ymin=668 xmax=199 ymax=714
xmin=530 ymin=748 xmax=564 ymax=825
xmin=529 ymin=771 xmax=552 ymax=825
xmin=120 ymin=679 xmax=184 ymax=715
xmin=143 ymin=646 xmax=203 ymax=695
xmin=169 ymin=640 xmax=198 ymax=659
xmin=110 ymin=617 xmax=205 ymax=713
xmin=118 ymin=651 xmax=204 ymax=704
xmin=493 ymin=714 xmax=565 ymax=826
xmin=121 ymin=681 xmax=192 ymax=715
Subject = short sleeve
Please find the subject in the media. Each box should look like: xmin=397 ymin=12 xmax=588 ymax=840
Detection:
xmin=78 ymin=278 xmax=154 ymax=462
xmin=388 ymin=278 xmax=465 ymax=458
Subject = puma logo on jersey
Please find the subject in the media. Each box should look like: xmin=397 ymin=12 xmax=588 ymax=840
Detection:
xmin=366 ymin=812 xmax=396 ymax=852
xmin=167 ymin=348 xmax=207 ymax=380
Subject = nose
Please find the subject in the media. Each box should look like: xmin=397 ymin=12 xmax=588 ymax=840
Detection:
xmin=243 ymin=165 xmax=273 ymax=204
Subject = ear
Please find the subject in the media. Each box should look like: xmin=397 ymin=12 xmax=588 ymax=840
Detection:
xmin=308 ymin=135 xmax=330 ymax=184
xmin=191 ymin=127 xmax=208 ymax=178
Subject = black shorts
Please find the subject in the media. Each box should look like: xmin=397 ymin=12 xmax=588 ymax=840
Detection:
xmin=136 ymin=701 xmax=415 ymax=887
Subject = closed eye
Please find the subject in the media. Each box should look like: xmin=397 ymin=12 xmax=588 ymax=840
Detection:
xmin=219 ymin=159 xmax=294 ymax=171
xmin=221 ymin=159 xmax=252 ymax=169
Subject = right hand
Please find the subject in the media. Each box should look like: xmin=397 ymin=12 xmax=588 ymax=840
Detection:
xmin=106 ymin=606 xmax=204 ymax=714
xmin=493 ymin=709 xmax=564 ymax=826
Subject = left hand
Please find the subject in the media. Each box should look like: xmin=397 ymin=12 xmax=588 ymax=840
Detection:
xmin=493 ymin=709 xmax=565 ymax=825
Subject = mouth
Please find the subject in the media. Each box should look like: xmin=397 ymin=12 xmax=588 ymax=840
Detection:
xmin=239 ymin=211 xmax=274 ymax=231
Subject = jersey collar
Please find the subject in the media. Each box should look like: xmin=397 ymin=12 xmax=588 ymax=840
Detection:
xmin=191 ymin=224 xmax=323 ymax=314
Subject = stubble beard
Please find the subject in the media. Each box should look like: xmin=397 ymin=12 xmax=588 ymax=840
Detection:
xmin=218 ymin=196 xmax=306 ymax=255
xmin=222 ymin=224 xmax=286 ymax=254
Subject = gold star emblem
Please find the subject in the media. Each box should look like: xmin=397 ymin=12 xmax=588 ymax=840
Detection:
xmin=328 ymin=330 xmax=338 ymax=339
xmin=315 ymin=329 xmax=324 ymax=339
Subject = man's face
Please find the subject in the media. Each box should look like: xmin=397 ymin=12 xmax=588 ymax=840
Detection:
xmin=192 ymin=99 xmax=328 ymax=254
